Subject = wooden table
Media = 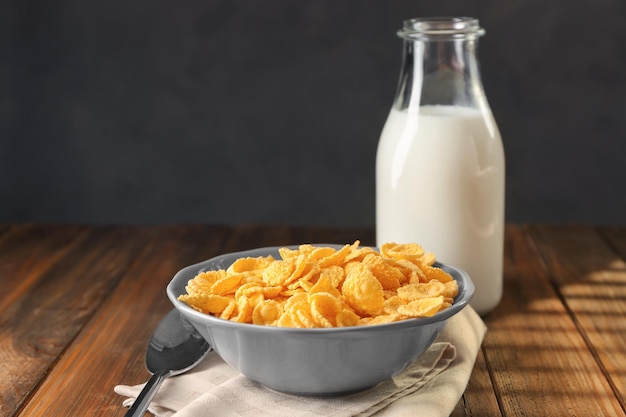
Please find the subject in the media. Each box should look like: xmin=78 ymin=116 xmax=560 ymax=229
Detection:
xmin=1 ymin=224 xmax=625 ymax=416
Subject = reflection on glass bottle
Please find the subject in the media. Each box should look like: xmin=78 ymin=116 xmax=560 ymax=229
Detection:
xmin=376 ymin=17 xmax=505 ymax=315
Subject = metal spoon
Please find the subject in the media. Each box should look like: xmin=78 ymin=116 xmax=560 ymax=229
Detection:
xmin=125 ymin=309 xmax=212 ymax=417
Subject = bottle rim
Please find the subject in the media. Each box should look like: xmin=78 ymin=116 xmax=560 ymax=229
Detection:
xmin=397 ymin=17 xmax=485 ymax=40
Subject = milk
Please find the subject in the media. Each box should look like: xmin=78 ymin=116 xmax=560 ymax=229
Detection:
xmin=376 ymin=105 xmax=505 ymax=315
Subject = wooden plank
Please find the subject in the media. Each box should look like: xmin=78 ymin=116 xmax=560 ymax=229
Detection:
xmin=529 ymin=224 xmax=626 ymax=413
xmin=600 ymin=225 xmax=626 ymax=259
xmin=0 ymin=225 xmax=10 ymax=236
xmin=0 ymin=226 xmax=155 ymax=417
xmin=451 ymin=349 xmax=501 ymax=416
xmin=17 ymin=225 xmax=231 ymax=416
xmin=0 ymin=224 xmax=90 ymax=317
xmin=16 ymin=224 xmax=625 ymax=416
xmin=481 ymin=224 xmax=624 ymax=416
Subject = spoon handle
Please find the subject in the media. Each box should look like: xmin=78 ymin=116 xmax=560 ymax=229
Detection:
xmin=124 ymin=371 xmax=169 ymax=417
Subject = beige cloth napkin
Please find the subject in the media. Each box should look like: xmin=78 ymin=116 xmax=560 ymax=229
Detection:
xmin=115 ymin=306 xmax=486 ymax=417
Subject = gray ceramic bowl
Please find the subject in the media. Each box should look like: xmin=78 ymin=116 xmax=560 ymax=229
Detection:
xmin=167 ymin=245 xmax=474 ymax=396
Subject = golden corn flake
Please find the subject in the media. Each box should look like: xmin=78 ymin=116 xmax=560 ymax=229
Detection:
xmin=342 ymin=262 xmax=384 ymax=316
xmin=397 ymin=296 xmax=445 ymax=318
xmin=228 ymin=255 xmax=274 ymax=274
xmin=336 ymin=308 xmax=361 ymax=327
xmin=309 ymin=292 xmax=342 ymax=327
xmin=397 ymin=281 xmax=445 ymax=300
xmin=380 ymin=242 xmax=425 ymax=261
xmin=362 ymin=254 xmax=405 ymax=290
xmin=179 ymin=241 xmax=458 ymax=328
xmin=262 ymin=260 xmax=294 ymax=286
xmin=178 ymin=293 xmax=231 ymax=315
xmin=210 ymin=273 xmax=243 ymax=295
xmin=252 ymin=299 xmax=283 ymax=325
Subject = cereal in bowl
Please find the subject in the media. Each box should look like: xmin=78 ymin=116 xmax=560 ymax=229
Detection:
xmin=178 ymin=241 xmax=458 ymax=328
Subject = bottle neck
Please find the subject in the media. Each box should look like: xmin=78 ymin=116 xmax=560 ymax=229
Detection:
xmin=393 ymin=28 xmax=488 ymax=112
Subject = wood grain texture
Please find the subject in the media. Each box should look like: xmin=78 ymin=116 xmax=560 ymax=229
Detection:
xmin=0 ymin=224 xmax=89 ymax=316
xmin=3 ymin=224 xmax=626 ymax=417
xmin=529 ymin=225 xmax=626 ymax=413
xmin=451 ymin=349 xmax=501 ymax=416
xmin=481 ymin=225 xmax=624 ymax=416
xmin=15 ymin=226 xmax=218 ymax=416
xmin=0 ymin=226 xmax=155 ymax=417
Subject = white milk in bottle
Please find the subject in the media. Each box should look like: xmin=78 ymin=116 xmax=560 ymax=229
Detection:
xmin=376 ymin=18 xmax=505 ymax=315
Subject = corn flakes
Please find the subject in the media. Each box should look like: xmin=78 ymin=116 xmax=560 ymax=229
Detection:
xmin=178 ymin=241 xmax=458 ymax=328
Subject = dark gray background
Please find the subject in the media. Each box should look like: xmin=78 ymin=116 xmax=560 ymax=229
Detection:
xmin=2 ymin=0 xmax=625 ymax=227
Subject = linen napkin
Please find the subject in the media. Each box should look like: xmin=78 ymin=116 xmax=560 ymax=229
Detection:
xmin=115 ymin=306 xmax=486 ymax=417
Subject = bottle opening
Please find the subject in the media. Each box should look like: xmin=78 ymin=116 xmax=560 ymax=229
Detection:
xmin=398 ymin=17 xmax=485 ymax=39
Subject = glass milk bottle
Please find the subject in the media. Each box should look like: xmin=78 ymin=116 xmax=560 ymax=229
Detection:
xmin=376 ymin=17 xmax=505 ymax=315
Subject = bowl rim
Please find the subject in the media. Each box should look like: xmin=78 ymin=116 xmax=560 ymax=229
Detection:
xmin=167 ymin=244 xmax=475 ymax=334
